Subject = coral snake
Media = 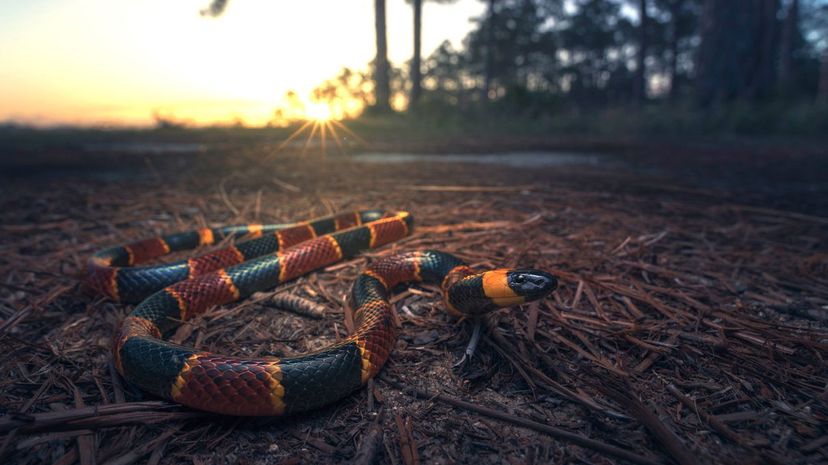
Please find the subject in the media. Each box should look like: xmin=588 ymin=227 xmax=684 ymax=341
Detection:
xmin=87 ymin=210 xmax=558 ymax=416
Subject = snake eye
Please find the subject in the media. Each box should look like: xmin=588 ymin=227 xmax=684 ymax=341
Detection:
xmin=513 ymin=274 xmax=526 ymax=284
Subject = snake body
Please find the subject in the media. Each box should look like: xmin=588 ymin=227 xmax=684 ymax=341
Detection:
xmin=87 ymin=211 xmax=557 ymax=416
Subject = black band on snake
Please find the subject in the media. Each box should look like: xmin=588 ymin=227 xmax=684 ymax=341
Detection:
xmin=86 ymin=210 xmax=558 ymax=416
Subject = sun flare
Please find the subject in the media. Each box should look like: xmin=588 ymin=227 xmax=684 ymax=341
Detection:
xmin=305 ymin=102 xmax=332 ymax=122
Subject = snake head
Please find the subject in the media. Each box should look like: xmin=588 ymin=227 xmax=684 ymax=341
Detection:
xmin=446 ymin=268 xmax=557 ymax=316
xmin=506 ymin=270 xmax=558 ymax=301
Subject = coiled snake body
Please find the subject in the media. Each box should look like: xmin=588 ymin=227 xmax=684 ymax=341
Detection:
xmin=87 ymin=211 xmax=557 ymax=416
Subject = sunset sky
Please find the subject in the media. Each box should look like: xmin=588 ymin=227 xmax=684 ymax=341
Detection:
xmin=0 ymin=0 xmax=484 ymax=127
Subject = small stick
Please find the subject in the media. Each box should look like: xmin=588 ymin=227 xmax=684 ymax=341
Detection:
xmin=394 ymin=414 xmax=420 ymax=465
xmin=634 ymin=333 xmax=680 ymax=374
xmin=402 ymin=185 xmax=535 ymax=193
xmin=601 ymin=379 xmax=700 ymax=465
xmin=0 ymin=401 xmax=207 ymax=434
xmin=272 ymin=176 xmax=302 ymax=193
xmin=366 ymin=378 xmax=375 ymax=412
xmin=571 ymin=280 xmax=584 ymax=308
xmin=354 ymin=410 xmax=385 ymax=465
xmin=108 ymin=360 xmax=126 ymax=403
xmin=415 ymin=220 xmax=517 ymax=234
xmin=19 ymin=378 xmax=52 ymax=413
xmin=70 ymin=382 xmax=96 ymax=465
xmin=101 ymin=427 xmax=180 ymax=465
xmin=217 ymin=177 xmax=240 ymax=216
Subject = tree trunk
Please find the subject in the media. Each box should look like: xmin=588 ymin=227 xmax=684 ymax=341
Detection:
xmin=484 ymin=0 xmax=496 ymax=99
xmin=374 ymin=0 xmax=391 ymax=112
xmin=749 ymin=0 xmax=779 ymax=101
xmin=696 ymin=0 xmax=779 ymax=106
xmin=635 ymin=0 xmax=648 ymax=102
xmin=695 ymin=0 xmax=717 ymax=106
xmin=819 ymin=47 xmax=828 ymax=106
xmin=668 ymin=0 xmax=681 ymax=101
xmin=777 ymin=0 xmax=798 ymax=97
xmin=410 ymin=0 xmax=423 ymax=109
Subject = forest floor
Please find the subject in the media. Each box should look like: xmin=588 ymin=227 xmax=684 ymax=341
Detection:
xmin=0 ymin=134 xmax=827 ymax=465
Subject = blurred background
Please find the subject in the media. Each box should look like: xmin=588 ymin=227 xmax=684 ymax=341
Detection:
xmin=2 ymin=0 xmax=827 ymax=136
xmin=5 ymin=0 xmax=827 ymax=216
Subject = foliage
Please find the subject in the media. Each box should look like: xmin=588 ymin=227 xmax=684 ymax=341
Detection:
xmin=199 ymin=0 xmax=828 ymax=137
xmin=415 ymin=0 xmax=828 ymax=110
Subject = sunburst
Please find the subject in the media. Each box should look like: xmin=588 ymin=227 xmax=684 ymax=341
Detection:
xmin=271 ymin=105 xmax=366 ymax=158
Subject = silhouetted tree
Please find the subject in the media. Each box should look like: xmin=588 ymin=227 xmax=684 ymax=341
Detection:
xmin=202 ymin=0 xmax=828 ymax=115
xmin=483 ymin=0 xmax=497 ymax=98
xmin=411 ymin=0 xmax=424 ymax=107
xmin=696 ymin=0 xmax=781 ymax=106
xmin=312 ymin=68 xmax=373 ymax=118
xmin=778 ymin=0 xmax=800 ymax=95
xmin=634 ymin=0 xmax=649 ymax=102
xmin=802 ymin=1 xmax=828 ymax=104
xmin=653 ymin=0 xmax=699 ymax=100
xmin=821 ymin=47 xmax=828 ymax=104
xmin=423 ymin=41 xmax=467 ymax=94
xmin=466 ymin=0 xmax=549 ymax=97
xmin=373 ymin=0 xmax=392 ymax=112
xmin=557 ymin=0 xmax=635 ymax=103
xmin=406 ymin=0 xmax=458 ymax=109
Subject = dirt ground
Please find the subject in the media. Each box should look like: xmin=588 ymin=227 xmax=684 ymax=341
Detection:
xmin=1 ymin=141 xmax=827 ymax=465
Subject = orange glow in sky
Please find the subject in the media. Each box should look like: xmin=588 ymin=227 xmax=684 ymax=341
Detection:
xmin=0 ymin=0 xmax=483 ymax=127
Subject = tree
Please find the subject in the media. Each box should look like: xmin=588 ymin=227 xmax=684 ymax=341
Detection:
xmin=484 ymin=0 xmax=497 ymax=98
xmin=373 ymin=0 xmax=392 ymax=112
xmin=646 ymin=0 xmax=700 ymax=100
xmin=423 ymin=41 xmax=468 ymax=97
xmin=821 ymin=46 xmax=828 ymax=104
xmin=801 ymin=1 xmax=828 ymax=104
xmin=778 ymin=0 xmax=800 ymax=95
xmin=696 ymin=0 xmax=781 ymax=106
xmin=407 ymin=0 xmax=458 ymax=110
xmin=667 ymin=0 xmax=681 ymax=99
xmin=662 ymin=0 xmax=698 ymax=100
xmin=634 ymin=0 xmax=649 ymax=102
xmin=311 ymin=68 xmax=373 ymax=118
xmin=557 ymin=0 xmax=635 ymax=103
xmin=466 ymin=0 xmax=549 ymax=97
xmin=411 ymin=0 xmax=424 ymax=107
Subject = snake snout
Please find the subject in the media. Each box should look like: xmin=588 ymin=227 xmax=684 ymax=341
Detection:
xmin=507 ymin=270 xmax=557 ymax=300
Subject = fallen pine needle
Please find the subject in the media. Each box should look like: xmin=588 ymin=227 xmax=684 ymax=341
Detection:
xmin=380 ymin=376 xmax=663 ymax=465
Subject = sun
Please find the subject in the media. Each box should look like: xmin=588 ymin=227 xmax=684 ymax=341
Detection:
xmin=269 ymin=95 xmax=366 ymax=157
xmin=305 ymin=102 xmax=332 ymax=121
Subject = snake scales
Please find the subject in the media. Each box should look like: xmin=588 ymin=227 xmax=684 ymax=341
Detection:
xmin=86 ymin=210 xmax=557 ymax=416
